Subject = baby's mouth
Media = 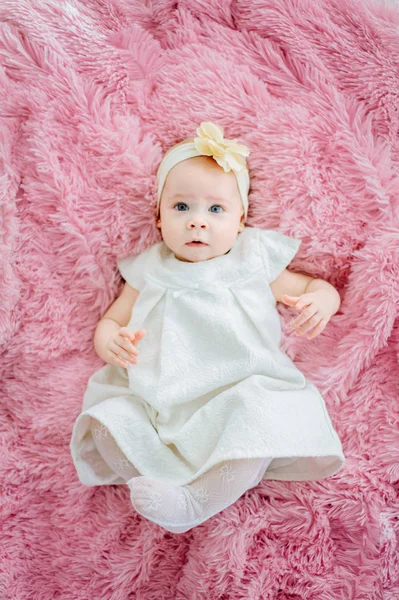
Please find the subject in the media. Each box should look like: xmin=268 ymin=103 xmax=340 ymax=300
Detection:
xmin=186 ymin=241 xmax=208 ymax=246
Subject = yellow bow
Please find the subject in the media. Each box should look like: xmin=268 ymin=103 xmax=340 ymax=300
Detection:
xmin=193 ymin=122 xmax=250 ymax=173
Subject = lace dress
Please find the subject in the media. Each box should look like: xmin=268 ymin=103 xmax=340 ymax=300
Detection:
xmin=70 ymin=227 xmax=344 ymax=488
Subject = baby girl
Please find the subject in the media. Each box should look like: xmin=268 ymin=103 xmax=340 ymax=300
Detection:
xmin=70 ymin=122 xmax=345 ymax=534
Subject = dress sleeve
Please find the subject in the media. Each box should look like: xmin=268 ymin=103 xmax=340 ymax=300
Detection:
xmin=258 ymin=228 xmax=302 ymax=283
xmin=117 ymin=251 xmax=147 ymax=292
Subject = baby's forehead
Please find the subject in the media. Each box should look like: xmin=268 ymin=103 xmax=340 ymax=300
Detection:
xmin=171 ymin=156 xmax=234 ymax=181
xmin=168 ymin=176 xmax=237 ymax=200
xmin=161 ymin=155 xmax=241 ymax=204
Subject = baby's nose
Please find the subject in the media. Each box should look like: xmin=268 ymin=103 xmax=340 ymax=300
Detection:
xmin=188 ymin=219 xmax=208 ymax=228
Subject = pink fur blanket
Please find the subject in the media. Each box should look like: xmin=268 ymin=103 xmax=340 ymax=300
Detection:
xmin=1 ymin=0 xmax=398 ymax=597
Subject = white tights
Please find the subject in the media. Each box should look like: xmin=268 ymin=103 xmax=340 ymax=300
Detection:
xmin=91 ymin=418 xmax=272 ymax=534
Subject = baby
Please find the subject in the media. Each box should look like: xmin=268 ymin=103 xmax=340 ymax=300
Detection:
xmin=70 ymin=122 xmax=345 ymax=534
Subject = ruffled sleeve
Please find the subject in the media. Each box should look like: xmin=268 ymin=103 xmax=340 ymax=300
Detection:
xmin=257 ymin=228 xmax=301 ymax=283
xmin=117 ymin=250 xmax=148 ymax=292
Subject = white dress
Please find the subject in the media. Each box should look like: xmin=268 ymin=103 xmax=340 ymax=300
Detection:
xmin=70 ymin=227 xmax=345 ymax=487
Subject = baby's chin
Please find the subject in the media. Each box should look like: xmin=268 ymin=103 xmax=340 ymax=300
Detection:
xmin=174 ymin=252 xmax=215 ymax=263
xmin=173 ymin=246 xmax=232 ymax=262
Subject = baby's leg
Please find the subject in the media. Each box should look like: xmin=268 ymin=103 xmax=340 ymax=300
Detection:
xmin=128 ymin=456 xmax=272 ymax=534
xmin=90 ymin=418 xmax=140 ymax=481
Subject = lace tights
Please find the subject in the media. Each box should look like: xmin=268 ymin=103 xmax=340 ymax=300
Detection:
xmin=91 ymin=418 xmax=272 ymax=534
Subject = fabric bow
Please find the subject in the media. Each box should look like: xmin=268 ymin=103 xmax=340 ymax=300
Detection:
xmin=193 ymin=122 xmax=250 ymax=173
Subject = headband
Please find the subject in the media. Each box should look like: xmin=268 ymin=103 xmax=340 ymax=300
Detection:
xmin=156 ymin=122 xmax=250 ymax=219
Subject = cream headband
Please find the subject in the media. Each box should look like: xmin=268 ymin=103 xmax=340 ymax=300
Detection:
xmin=156 ymin=122 xmax=251 ymax=219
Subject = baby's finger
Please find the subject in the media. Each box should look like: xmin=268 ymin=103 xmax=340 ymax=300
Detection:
xmin=289 ymin=306 xmax=318 ymax=331
xmin=294 ymin=314 xmax=322 ymax=336
xmin=119 ymin=327 xmax=137 ymax=343
xmin=110 ymin=341 xmax=138 ymax=363
xmin=118 ymin=337 xmax=139 ymax=356
xmin=294 ymin=293 xmax=316 ymax=311
xmin=306 ymin=319 xmax=328 ymax=339
xmin=133 ymin=328 xmax=146 ymax=340
xmin=118 ymin=346 xmax=138 ymax=363
xmin=112 ymin=351 xmax=131 ymax=368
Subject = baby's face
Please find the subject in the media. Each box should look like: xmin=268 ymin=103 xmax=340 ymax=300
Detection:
xmin=157 ymin=156 xmax=245 ymax=262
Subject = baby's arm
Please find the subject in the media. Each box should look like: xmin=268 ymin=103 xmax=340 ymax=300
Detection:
xmin=93 ymin=283 xmax=144 ymax=367
xmin=270 ymin=269 xmax=341 ymax=339
xmin=270 ymin=269 xmax=313 ymax=303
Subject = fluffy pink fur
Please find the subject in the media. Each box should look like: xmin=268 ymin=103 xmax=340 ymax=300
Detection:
xmin=1 ymin=0 xmax=398 ymax=598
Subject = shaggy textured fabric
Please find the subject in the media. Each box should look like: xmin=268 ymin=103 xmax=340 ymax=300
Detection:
xmin=1 ymin=0 xmax=399 ymax=598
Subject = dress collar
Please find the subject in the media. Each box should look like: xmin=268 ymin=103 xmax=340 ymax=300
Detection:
xmin=148 ymin=227 xmax=261 ymax=289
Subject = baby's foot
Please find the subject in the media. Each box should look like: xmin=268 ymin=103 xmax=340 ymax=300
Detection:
xmin=128 ymin=458 xmax=272 ymax=534
xmin=128 ymin=476 xmax=215 ymax=533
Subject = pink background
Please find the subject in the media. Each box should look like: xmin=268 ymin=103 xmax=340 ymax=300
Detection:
xmin=1 ymin=0 xmax=398 ymax=598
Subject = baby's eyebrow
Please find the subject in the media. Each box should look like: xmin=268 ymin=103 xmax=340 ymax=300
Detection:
xmin=170 ymin=194 xmax=230 ymax=203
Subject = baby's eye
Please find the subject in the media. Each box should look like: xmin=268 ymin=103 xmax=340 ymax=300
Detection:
xmin=173 ymin=203 xmax=224 ymax=213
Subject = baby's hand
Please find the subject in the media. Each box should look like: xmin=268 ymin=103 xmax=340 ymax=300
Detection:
xmin=281 ymin=292 xmax=332 ymax=339
xmin=106 ymin=327 xmax=146 ymax=368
